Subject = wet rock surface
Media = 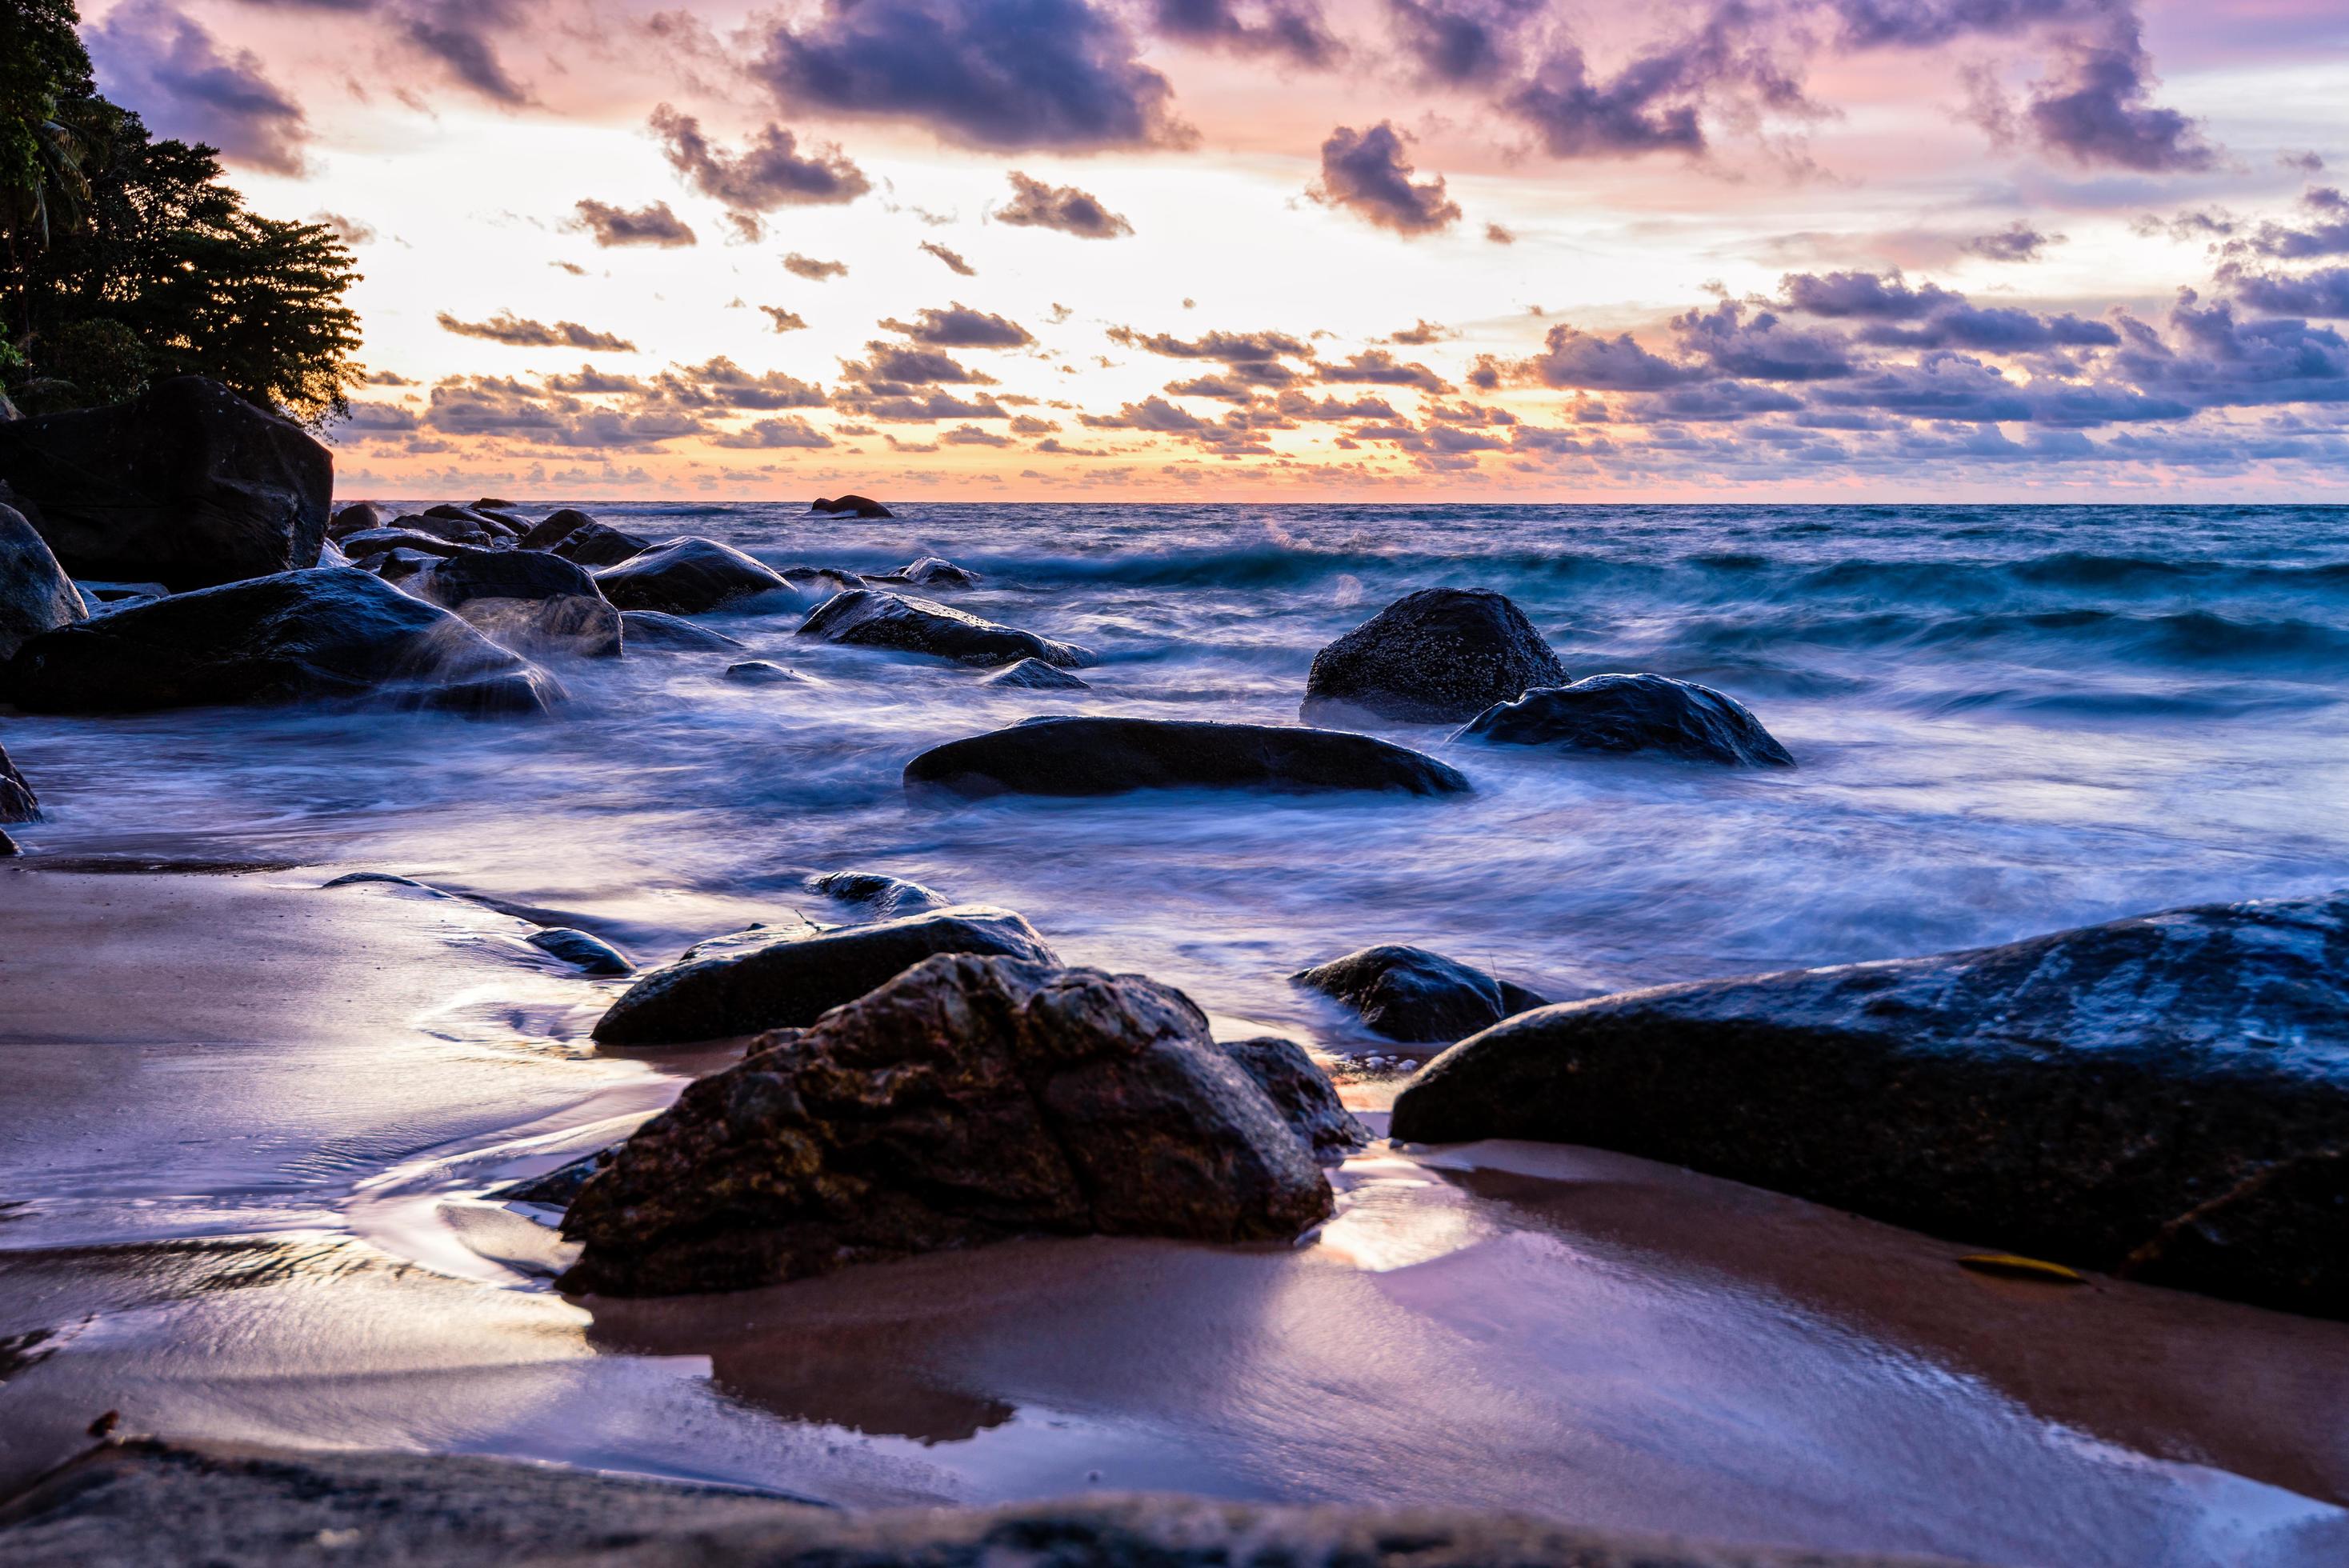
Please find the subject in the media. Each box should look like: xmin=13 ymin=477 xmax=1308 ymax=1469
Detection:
xmin=808 ymin=870 xmax=954 ymax=918
xmin=339 ymin=527 xmax=467 ymax=562
xmin=1218 ymin=1035 xmax=1371 ymax=1162
xmin=526 ymin=927 xmax=633 ymax=975
xmin=875 ymin=555 xmax=978 ymax=588
xmin=798 ymin=588 xmax=1089 ymax=668
xmin=810 ymin=493 xmax=893 ymax=518
xmin=552 ymin=522 xmax=653 ymax=568
xmin=0 ymin=503 xmax=86 ymax=660
xmin=619 ymin=610 xmax=744 ymax=652
xmin=1 ymin=567 xmax=562 ymax=716
xmin=724 ymin=660 xmax=806 ymax=685
xmin=1303 ymin=588 xmax=1569 ymax=725
xmin=1391 ymin=892 xmax=2349 ymax=1319
xmin=592 ymin=904 xmax=1058 ymax=1045
xmin=0 ymin=378 xmax=332 ymax=591
xmin=594 ymin=537 xmax=796 ymax=615
xmin=410 ymin=547 xmax=622 ymax=661
xmin=1457 ymin=674 xmax=1795 ymax=767
xmin=982 ymin=656 xmax=1089 ymax=690
xmin=0 ymin=742 xmax=37 ymax=823
xmin=518 ymin=508 xmax=600 ymax=552
xmin=1295 ymin=944 xmax=1547 ymax=1043
xmin=562 ymin=953 xmax=1334 ymax=1296
xmin=906 ymin=716 xmax=1472 ymax=801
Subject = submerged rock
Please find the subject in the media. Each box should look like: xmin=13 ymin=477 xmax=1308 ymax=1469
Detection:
xmin=808 ymin=869 xmax=954 ymax=918
xmin=798 ymin=588 xmax=1089 ymax=668
xmin=2 ymin=566 xmax=562 ymax=717
xmin=724 ymin=660 xmax=806 ymax=685
xmin=905 ymin=716 xmax=1471 ymax=801
xmin=619 ymin=610 xmax=744 ymax=652
xmin=411 ymin=547 xmax=622 ymax=661
xmin=1219 ymin=1036 xmax=1370 ymax=1162
xmin=561 ymin=954 xmax=1333 ymax=1295
xmin=0 ymin=377 xmax=332 ymax=590
xmin=526 ymin=927 xmax=633 ymax=975
xmin=875 ymin=555 xmax=978 ymax=588
xmin=1294 ymin=945 xmax=1547 ymax=1043
xmin=1303 ymin=587 xmax=1569 ymax=725
xmin=810 ymin=493 xmax=893 ymax=518
xmin=982 ymin=657 xmax=1089 ymax=690
xmin=1457 ymin=674 xmax=1795 ymax=767
xmin=0 ymin=503 xmax=86 ymax=660
xmin=591 ymin=904 xmax=1058 ymax=1045
xmin=1391 ymin=892 xmax=2349 ymax=1320
xmin=554 ymin=522 xmax=653 ymax=569
xmin=0 ymin=742 xmax=37 ymax=823
xmin=594 ymin=537 xmax=795 ymax=615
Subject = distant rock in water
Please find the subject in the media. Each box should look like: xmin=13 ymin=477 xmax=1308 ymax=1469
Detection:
xmin=1303 ymin=588 xmax=1568 ymax=725
xmin=875 ymin=556 xmax=978 ymax=589
xmin=554 ymin=522 xmax=653 ymax=569
xmin=591 ymin=904 xmax=1058 ymax=1045
xmin=1293 ymin=945 xmax=1547 ymax=1043
xmin=594 ymin=537 xmax=795 ymax=614
xmin=411 ymin=546 xmax=622 ymax=661
xmin=526 ymin=927 xmax=633 ymax=975
xmin=560 ymin=954 xmax=1332 ymax=1296
xmin=905 ymin=716 xmax=1471 ymax=801
xmin=798 ymin=588 xmax=1089 ymax=668
xmin=1391 ymin=892 xmax=2349 ymax=1321
xmin=618 ymin=610 xmax=744 ymax=652
xmin=1 ymin=566 xmax=562 ymax=717
xmin=1456 ymin=674 xmax=1794 ymax=767
xmin=1 ymin=742 xmax=38 ymax=823
xmin=808 ymin=869 xmax=954 ymax=919
xmin=982 ymin=657 xmax=1088 ymax=690
xmin=723 ymin=660 xmax=805 ymax=685
xmin=0 ymin=377 xmax=332 ymax=591
xmin=0 ymin=502 xmax=86 ymax=660
xmin=810 ymin=494 xmax=893 ymax=518
xmin=1219 ymin=1036 xmax=1370 ymax=1162
xmin=518 ymin=508 xmax=600 ymax=552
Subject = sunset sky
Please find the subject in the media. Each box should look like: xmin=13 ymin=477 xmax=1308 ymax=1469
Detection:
xmin=80 ymin=0 xmax=2349 ymax=500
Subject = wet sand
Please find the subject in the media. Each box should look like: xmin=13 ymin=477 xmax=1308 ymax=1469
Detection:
xmin=3 ymin=866 xmax=2347 ymax=1566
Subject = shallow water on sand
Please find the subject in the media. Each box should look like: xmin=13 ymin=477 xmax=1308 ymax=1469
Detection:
xmin=4 ymin=503 xmax=2348 ymax=1563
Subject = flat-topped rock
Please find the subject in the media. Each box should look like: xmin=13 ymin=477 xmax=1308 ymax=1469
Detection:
xmin=1295 ymin=944 xmax=1547 ymax=1043
xmin=1304 ymin=587 xmax=1569 ymax=725
xmin=905 ymin=716 xmax=1471 ymax=801
xmin=798 ymin=587 xmax=1089 ymax=667
xmin=1457 ymin=674 xmax=1795 ymax=767
xmin=562 ymin=954 xmax=1332 ymax=1295
xmin=1391 ymin=892 xmax=2349 ymax=1319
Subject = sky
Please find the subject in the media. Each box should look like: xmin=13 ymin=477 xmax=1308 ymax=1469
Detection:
xmin=78 ymin=0 xmax=2349 ymax=501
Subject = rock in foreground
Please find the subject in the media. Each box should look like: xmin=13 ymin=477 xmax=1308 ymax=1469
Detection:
xmin=562 ymin=954 xmax=1333 ymax=1295
xmin=906 ymin=716 xmax=1471 ymax=801
xmin=1304 ymin=587 xmax=1568 ymax=724
xmin=1295 ymin=944 xmax=1547 ymax=1043
xmin=1457 ymin=674 xmax=1795 ymax=767
xmin=0 ymin=377 xmax=332 ymax=590
xmin=1220 ymin=1036 xmax=1371 ymax=1162
xmin=0 ymin=742 xmax=36 ymax=822
xmin=594 ymin=537 xmax=796 ymax=614
xmin=2 ymin=567 xmax=561 ymax=716
xmin=592 ymin=904 xmax=1057 ymax=1045
xmin=1391 ymin=893 xmax=2349 ymax=1319
xmin=0 ymin=502 xmax=86 ymax=659
xmin=798 ymin=587 xmax=1089 ymax=668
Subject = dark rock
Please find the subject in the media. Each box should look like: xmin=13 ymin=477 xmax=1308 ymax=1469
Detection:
xmin=592 ymin=904 xmax=1058 ymax=1046
xmin=1294 ymin=945 xmax=1547 ymax=1044
xmin=982 ymin=657 xmax=1089 ymax=690
xmin=518 ymin=508 xmax=599 ymax=552
xmin=370 ymin=549 xmax=442 ymax=586
xmin=1219 ymin=1036 xmax=1370 ymax=1162
xmin=1457 ymin=674 xmax=1795 ymax=767
xmin=2 ymin=566 xmax=562 ymax=717
xmin=0 ymin=827 xmax=16 ymax=855
xmin=526 ymin=927 xmax=633 ymax=975
xmin=74 ymin=580 xmax=169 ymax=606
xmin=497 ymin=1146 xmax=618 ymax=1206
xmin=411 ymin=546 xmax=622 ymax=661
xmin=876 ymin=555 xmax=978 ymax=588
xmin=554 ymin=522 xmax=653 ymax=568
xmin=339 ymin=527 xmax=466 ymax=561
xmin=810 ymin=493 xmax=893 ymax=518
xmin=1 ymin=503 xmax=86 ymax=659
xmin=562 ymin=954 xmax=1332 ymax=1295
xmin=594 ymin=537 xmax=794 ymax=614
xmin=1303 ymin=588 xmax=1569 ymax=725
xmin=619 ymin=610 xmax=745 ymax=652
xmin=723 ymin=660 xmax=805 ymax=685
xmin=1 ymin=742 xmax=37 ymax=823
xmin=326 ymin=502 xmax=383 ymax=539
xmin=779 ymin=566 xmax=864 ymax=596
xmin=475 ymin=510 xmax=530 ymax=537
xmin=316 ymin=538 xmax=351 ymax=569
xmin=389 ymin=510 xmax=497 ymax=547
xmin=0 ymin=377 xmax=332 ymax=591
xmin=797 ymin=588 xmax=1089 ymax=668
xmin=1391 ymin=892 xmax=2349 ymax=1320
xmin=906 ymin=716 xmax=1471 ymax=802
xmin=474 ymin=496 xmax=515 ymax=509
xmin=808 ymin=870 xmax=954 ymax=918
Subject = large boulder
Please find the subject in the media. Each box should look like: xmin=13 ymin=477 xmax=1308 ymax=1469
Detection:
xmin=618 ymin=610 xmax=744 ymax=652
xmin=554 ymin=522 xmax=653 ymax=568
xmin=810 ymin=493 xmax=893 ymax=518
xmin=905 ymin=716 xmax=1471 ymax=801
xmin=518 ymin=507 xmax=600 ymax=552
xmin=1303 ymin=588 xmax=1568 ymax=725
xmin=0 ymin=503 xmax=86 ymax=659
xmin=1391 ymin=892 xmax=2349 ymax=1320
xmin=1457 ymin=674 xmax=1795 ymax=767
xmin=1220 ymin=1035 xmax=1370 ymax=1162
xmin=0 ymin=742 xmax=36 ymax=823
xmin=0 ymin=377 xmax=332 ymax=590
xmin=798 ymin=589 xmax=1088 ymax=668
xmin=594 ymin=537 xmax=793 ymax=614
xmin=1 ymin=566 xmax=562 ymax=716
xmin=410 ymin=546 xmax=621 ymax=660
xmin=1294 ymin=945 xmax=1547 ymax=1043
xmin=592 ymin=904 xmax=1058 ymax=1045
xmin=560 ymin=954 xmax=1333 ymax=1296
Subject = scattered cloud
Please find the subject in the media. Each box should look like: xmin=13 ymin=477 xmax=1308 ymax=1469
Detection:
xmin=1309 ymin=122 xmax=1461 ymax=235
xmin=993 ymin=171 xmax=1134 ymax=238
xmin=437 ymin=311 xmax=638 ymax=351
xmin=568 ymin=199 xmax=698 ymax=248
xmin=878 ymin=303 xmax=1035 ymax=347
xmin=1963 ymin=222 xmax=2063 ymax=262
xmin=760 ymin=306 xmax=810 ymax=332
xmin=920 ymin=240 xmax=978 ymax=275
xmin=785 ymin=252 xmax=850 ymax=281
xmin=86 ymin=0 xmax=311 ymax=174
xmin=649 ymin=104 xmax=870 ymax=241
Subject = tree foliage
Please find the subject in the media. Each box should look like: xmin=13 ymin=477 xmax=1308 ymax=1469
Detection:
xmin=0 ymin=0 xmax=362 ymax=426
